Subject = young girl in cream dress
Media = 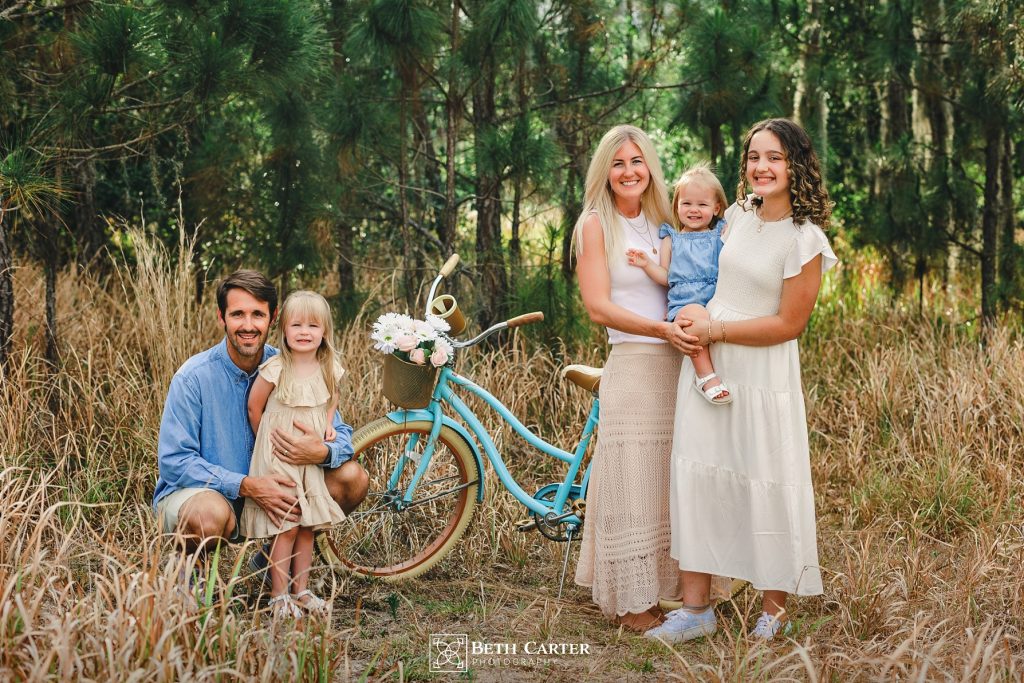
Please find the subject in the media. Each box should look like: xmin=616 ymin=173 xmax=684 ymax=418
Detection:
xmin=240 ymin=291 xmax=347 ymax=619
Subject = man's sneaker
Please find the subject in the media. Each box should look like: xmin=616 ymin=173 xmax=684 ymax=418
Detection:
xmin=749 ymin=612 xmax=793 ymax=640
xmin=247 ymin=542 xmax=273 ymax=590
xmin=644 ymin=606 xmax=717 ymax=643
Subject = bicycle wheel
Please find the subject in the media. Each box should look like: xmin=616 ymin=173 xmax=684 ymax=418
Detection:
xmin=317 ymin=417 xmax=481 ymax=580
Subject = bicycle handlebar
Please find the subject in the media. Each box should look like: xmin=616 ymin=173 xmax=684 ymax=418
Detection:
xmin=439 ymin=253 xmax=460 ymax=278
xmin=506 ymin=312 xmax=544 ymax=328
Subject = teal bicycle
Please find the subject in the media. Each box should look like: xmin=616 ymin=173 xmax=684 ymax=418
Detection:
xmin=318 ymin=255 xmax=603 ymax=589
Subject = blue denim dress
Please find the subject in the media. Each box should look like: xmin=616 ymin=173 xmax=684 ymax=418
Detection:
xmin=661 ymin=219 xmax=725 ymax=321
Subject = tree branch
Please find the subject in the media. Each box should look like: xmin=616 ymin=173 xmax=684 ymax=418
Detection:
xmin=2 ymin=0 xmax=90 ymax=21
xmin=39 ymin=123 xmax=182 ymax=159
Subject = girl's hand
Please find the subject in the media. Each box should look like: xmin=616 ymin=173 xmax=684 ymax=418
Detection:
xmin=325 ymin=425 xmax=337 ymax=441
xmin=626 ymin=248 xmax=649 ymax=268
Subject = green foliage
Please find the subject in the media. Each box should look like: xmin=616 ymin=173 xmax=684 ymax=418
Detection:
xmin=0 ymin=0 xmax=1021 ymax=340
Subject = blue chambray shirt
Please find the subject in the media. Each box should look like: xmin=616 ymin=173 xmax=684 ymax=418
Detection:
xmin=152 ymin=339 xmax=354 ymax=510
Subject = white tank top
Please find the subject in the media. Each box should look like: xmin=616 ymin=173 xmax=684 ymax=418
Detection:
xmin=606 ymin=213 xmax=668 ymax=345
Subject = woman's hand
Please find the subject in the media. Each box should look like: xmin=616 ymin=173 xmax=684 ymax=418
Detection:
xmin=662 ymin=317 xmax=702 ymax=356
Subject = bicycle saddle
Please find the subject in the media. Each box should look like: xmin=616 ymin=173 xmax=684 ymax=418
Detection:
xmin=560 ymin=364 xmax=602 ymax=394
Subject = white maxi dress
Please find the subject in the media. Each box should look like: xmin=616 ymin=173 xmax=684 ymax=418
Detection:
xmin=670 ymin=202 xmax=837 ymax=595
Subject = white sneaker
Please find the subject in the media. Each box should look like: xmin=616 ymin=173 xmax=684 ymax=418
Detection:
xmin=644 ymin=606 xmax=717 ymax=643
xmin=750 ymin=612 xmax=793 ymax=640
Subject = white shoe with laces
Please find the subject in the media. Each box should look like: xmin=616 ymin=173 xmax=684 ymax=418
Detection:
xmin=644 ymin=606 xmax=717 ymax=643
xmin=750 ymin=611 xmax=793 ymax=640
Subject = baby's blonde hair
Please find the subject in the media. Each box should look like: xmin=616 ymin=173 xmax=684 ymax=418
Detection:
xmin=670 ymin=162 xmax=728 ymax=232
xmin=276 ymin=290 xmax=342 ymax=406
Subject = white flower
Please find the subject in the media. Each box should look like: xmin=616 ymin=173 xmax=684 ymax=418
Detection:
xmin=371 ymin=312 xmax=456 ymax=365
xmin=411 ymin=318 xmax=437 ymax=341
xmin=434 ymin=337 xmax=453 ymax=357
xmin=426 ymin=314 xmax=451 ymax=333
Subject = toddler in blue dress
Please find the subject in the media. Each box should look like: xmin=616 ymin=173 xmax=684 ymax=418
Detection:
xmin=627 ymin=163 xmax=731 ymax=404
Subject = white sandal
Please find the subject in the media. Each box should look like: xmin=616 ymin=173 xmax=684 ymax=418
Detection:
xmin=694 ymin=372 xmax=733 ymax=405
xmin=292 ymin=589 xmax=329 ymax=613
xmin=268 ymin=594 xmax=303 ymax=620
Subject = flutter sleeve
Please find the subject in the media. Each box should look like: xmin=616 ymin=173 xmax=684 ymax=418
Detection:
xmin=783 ymin=222 xmax=839 ymax=279
xmin=257 ymin=355 xmax=282 ymax=385
xmin=658 ymin=223 xmax=675 ymax=239
xmin=332 ymin=360 xmax=346 ymax=387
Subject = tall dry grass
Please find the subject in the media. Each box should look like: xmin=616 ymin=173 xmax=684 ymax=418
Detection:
xmin=1 ymin=228 xmax=1022 ymax=680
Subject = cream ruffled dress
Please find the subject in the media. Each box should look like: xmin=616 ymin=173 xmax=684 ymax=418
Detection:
xmin=240 ymin=355 xmax=347 ymax=538
xmin=670 ymin=202 xmax=837 ymax=595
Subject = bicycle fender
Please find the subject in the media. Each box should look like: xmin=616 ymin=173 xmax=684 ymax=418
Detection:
xmin=385 ymin=409 xmax=485 ymax=502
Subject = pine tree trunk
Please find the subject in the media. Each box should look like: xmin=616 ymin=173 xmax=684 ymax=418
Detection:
xmin=709 ymin=124 xmax=724 ymax=170
xmin=559 ymin=144 xmax=585 ymax=281
xmin=998 ymin=132 xmax=1015 ymax=310
xmin=441 ymin=0 xmax=461 ymax=256
xmin=472 ymin=56 xmax=507 ymax=329
xmin=74 ymin=159 xmax=102 ymax=267
xmin=399 ymin=88 xmax=415 ymax=312
xmin=980 ymin=127 xmax=1000 ymax=328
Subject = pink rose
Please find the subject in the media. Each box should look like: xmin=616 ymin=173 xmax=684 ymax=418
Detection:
xmin=409 ymin=348 xmax=426 ymax=365
xmin=430 ymin=347 xmax=449 ymax=367
xmin=396 ymin=334 xmax=419 ymax=352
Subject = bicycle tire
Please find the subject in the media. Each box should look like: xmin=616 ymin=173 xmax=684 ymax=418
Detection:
xmin=317 ymin=417 xmax=481 ymax=580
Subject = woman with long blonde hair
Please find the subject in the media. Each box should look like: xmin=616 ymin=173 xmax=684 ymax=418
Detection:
xmin=572 ymin=125 xmax=706 ymax=631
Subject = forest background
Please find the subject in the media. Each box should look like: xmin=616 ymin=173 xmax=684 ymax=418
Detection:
xmin=2 ymin=0 xmax=1024 ymax=680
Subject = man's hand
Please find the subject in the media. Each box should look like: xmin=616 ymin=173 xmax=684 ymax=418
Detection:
xmin=239 ymin=474 xmax=299 ymax=527
xmin=271 ymin=420 xmax=330 ymax=466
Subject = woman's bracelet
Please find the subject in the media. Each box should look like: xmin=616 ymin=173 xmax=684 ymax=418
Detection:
xmin=707 ymin=319 xmax=714 ymax=345
xmin=720 ymin=320 xmax=727 ymax=343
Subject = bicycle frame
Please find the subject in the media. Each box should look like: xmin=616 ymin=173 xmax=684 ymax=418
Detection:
xmin=385 ymin=365 xmax=598 ymax=527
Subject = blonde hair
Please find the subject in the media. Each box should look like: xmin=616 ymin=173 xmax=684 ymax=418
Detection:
xmin=276 ymin=290 xmax=342 ymax=406
xmin=571 ymin=125 xmax=672 ymax=267
xmin=669 ymin=162 xmax=728 ymax=231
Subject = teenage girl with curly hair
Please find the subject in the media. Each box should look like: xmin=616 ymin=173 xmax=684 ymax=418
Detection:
xmin=646 ymin=118 xmax=838 ymax=643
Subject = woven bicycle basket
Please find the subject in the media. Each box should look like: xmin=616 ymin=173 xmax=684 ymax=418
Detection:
xmin=382 ymin=353 xmax=439 ymax=409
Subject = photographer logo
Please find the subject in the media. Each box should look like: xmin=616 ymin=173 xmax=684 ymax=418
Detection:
xmin=429 ymin=633 xmax=469 ymax=673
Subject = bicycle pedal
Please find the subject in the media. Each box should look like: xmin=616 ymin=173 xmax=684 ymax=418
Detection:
xmin=515 ymin=519 xmax=538 ymax=533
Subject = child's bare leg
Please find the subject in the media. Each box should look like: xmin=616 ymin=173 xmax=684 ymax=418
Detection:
xmin=269 ymin=527 xmax=298 ymax=597
xmin=677 ymin=304 xmax=727 ymax=397
xmin=289 ymin=526 xmax=314 ymax=596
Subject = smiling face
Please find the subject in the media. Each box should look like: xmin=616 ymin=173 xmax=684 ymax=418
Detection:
xmin=283 ymin=313 xmax=325 ymax=358
xmin=675 ymin=182 xmax=721 ymax=232
xmin=745 ymin=129 xmax=791 ymax=203
xmin=607 ymin=141 xmax=650 ymax=210
xmin=218 ymin=288 xmax=272 ymax=372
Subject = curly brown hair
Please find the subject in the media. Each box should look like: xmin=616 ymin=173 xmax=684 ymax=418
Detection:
xmin=734 ymin=118 xmax=833 ymax=228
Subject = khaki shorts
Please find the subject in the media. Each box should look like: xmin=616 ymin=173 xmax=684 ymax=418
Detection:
xmin=156 ymin=487 xmax=243 ymax=541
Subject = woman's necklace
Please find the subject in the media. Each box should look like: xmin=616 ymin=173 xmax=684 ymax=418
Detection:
xmin=622 ymin=211 xmax=657 ymax=254
xmin=756 ymin=205 xmax=794 ymax=233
